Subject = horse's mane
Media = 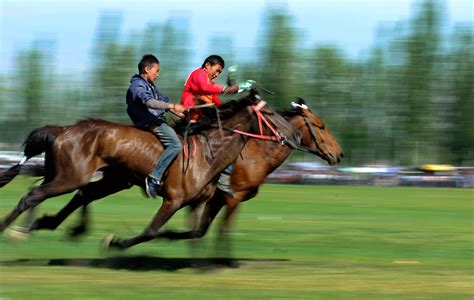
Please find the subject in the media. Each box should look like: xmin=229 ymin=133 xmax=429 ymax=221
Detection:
xmin=278 ymin=98 xmax=307 ymax=121
xmin=70 ymin=93 xmax=257 ymax=136
xmin=69 ymin=118 xmax=127 ymax=130
xmin=173 ymin=93 xmax=256 ymax=135
xmin=75 ymin=118 xmax=110 ymax=126
xmin=278 ymin=107 xmax=299 ymax=120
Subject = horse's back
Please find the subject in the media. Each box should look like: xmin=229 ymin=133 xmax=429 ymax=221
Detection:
xmin=46 ymin=119 xmax=161 ymax=175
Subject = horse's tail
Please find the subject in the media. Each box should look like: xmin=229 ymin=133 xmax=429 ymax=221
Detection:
xmin=23 ymin=126 xmax=61 ymax=159
xmin=0 ymin=125 xmax=61 ymax=188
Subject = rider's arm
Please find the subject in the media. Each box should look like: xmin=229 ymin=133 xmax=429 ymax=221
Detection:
xmin=135 ymin=82 xmax=175 ymax=110
xmin=211 ymin=95 xmax=222 ymax=106
xmin=146 ymin=99 xmax=173 ymax=110
xmin=147 ymin=93 xmax=185 ymax=114
xmin=146 ymin=90 xmax=173 ymax=110
xmin=190 ymin=70 xmax=224 ymax=95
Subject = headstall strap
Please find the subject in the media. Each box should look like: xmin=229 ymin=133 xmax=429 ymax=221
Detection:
xmin=231 ymin=102 xmax=282 ymax=142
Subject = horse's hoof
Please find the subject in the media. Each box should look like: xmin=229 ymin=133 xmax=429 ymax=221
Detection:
xmin=5 ymin=226 xmax=31 ymax=242
xmin=101 ymin=234 xmax=115 ymax=250
xmin=214 ymin=258 xmax=240 ymax=269
xmin=67 ymin=225 xmax=87 ymax=238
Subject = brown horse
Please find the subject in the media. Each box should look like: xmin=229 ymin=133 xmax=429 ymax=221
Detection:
xmin=0 ymin=90 xmax=297 ymax=250
xmin=155 ymin=98 xmax=343 ymax=261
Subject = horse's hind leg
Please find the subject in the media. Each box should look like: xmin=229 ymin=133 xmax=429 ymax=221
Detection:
xmin=0 ymin=178 xmax=83 ymax=233
xmin=105 ymin=198 xmax=183 ymax=250
xmin=29 ymin=173 xmax=131 ymax=236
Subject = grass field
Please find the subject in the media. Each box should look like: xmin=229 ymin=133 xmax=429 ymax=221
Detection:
xmin=0 ymin=177 xmax=472 ymax=299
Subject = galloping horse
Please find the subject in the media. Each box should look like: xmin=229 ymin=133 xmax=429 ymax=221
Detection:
xmin=0 ymin=90 xmax=297 ymax=249
xmin=155 ymin=98 xmax=343 ymax=259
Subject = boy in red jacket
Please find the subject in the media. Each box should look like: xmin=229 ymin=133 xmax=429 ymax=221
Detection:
xmin=181 ymin=55 xmax=238 ymax=121
xmin=180 ymin=55 xmax=239 ymax=196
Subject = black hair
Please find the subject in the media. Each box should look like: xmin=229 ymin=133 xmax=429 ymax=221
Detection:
xmin=138 ymin=54 xmax=160 ymax=74
xmin=201 ymin=55 xmax=225 ymax=68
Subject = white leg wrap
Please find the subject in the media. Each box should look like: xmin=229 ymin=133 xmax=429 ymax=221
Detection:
xmin=19 ymin=156 xmax=27 ymax=166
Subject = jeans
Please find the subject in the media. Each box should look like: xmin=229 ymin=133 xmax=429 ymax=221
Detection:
xmin=221 ymin=164 xmax=233 ymax=176
xmin=148 ymin=122 xmax=182 ymax=182
xmin=217 ymin=163 xmax=234 ymax=195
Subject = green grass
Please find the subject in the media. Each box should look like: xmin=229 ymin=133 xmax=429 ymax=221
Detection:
xmin=0 ymin=177 xmax=473 ymax=299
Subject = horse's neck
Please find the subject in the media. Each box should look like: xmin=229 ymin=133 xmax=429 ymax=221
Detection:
xmin=244 ymin=138 xmax=293 ymax=171
xmin=207 ymin=109 xmax=253 ymax=151
xmin=241 ymin=112 xmax=297 ymax=169
xmin=234 ymin=110 xmax=295 ymax=176
xmin=198 ymin=109 xmax=255 ymax=174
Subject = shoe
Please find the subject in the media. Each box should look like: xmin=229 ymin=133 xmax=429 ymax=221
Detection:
xmin=217 ymin=173 xmax=236 ymax=198
xmin=145 ymin=177 xmax=160 ymax=198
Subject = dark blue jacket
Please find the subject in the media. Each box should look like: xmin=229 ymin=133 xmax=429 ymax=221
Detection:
xmin=126 ymin=74 xmax=170 ymax=127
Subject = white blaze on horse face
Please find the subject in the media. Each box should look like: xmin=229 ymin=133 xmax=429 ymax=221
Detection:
xmin=291 ymin=102 xmax=308 ymax=110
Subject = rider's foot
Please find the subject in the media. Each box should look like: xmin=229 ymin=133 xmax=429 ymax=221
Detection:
xmin=145 ymin=177 xmax=161 ymax=198
xmin=217 ymin=173 xmax=236 ymax=198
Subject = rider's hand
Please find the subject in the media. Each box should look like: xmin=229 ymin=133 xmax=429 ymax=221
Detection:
xmin=169 ymin=103 xmax=186 ymax=118
xmin=223 ymin=83 xmax=239 ymax=95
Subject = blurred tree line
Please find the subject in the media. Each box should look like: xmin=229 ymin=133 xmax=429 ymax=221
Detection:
xmin=0 ymin=0 xmax=472 ymax=166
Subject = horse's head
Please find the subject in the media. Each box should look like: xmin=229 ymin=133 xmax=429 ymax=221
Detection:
xmin=285 ymin=98 xmax=343 ymax=165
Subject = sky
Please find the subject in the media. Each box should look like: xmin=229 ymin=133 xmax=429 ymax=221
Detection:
xmin=0 ymin=0 xmax=472 ymax=74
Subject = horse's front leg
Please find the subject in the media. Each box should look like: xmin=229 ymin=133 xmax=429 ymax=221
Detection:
xmin=157 ymin=196 xmax=225 ymax=240
xmin=214 ymin=193 xmax=242 ymax=267
xmin=104 ymin=198 xmax=182 ymax=250
xmin=68 ymin=205 xmax=89 ymax=237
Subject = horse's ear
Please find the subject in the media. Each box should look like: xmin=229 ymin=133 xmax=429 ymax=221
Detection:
xmin=290 ymin=98 xmax=309 ymax=111
xmin=295 ymin=97 xmax=306 ymax=105
xmin=249 ymin=88 xmax=261 ymax=103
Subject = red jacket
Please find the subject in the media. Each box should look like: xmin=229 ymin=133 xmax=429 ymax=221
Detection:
xmin=180 ymin=68 xmax=223 ymax=120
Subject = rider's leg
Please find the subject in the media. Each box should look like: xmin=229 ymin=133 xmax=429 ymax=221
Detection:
xmin=146 ymin=122 xmax=182 ymax=197
xmin=217 ymin=164 xmax=235 ymax=197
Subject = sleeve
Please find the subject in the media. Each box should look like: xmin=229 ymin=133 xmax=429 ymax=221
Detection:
xmin=190 ymin=71 xmax=224 ymax=95
xmin=134 ymin=82 xmax=154 ymax=104
xmin=155 ymin=90 xmax=170 ymax=103
xmin=133 ymin=82 xmax=170 ymax=109
xmin=212 ymin=94 xmax=222 ymax=106
xmin=146 ymin=89 xmax=170 ymax=109
xmin=146 ymin=99 xmax=170 ymax=110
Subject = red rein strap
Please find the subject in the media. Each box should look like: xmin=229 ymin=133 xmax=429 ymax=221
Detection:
xmin=232 ymin=103 xmax=282 ymax=142
xmin=183 ymin=102 xmax=283 ymax=159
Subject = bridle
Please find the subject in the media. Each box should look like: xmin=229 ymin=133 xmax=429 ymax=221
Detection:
xmin=182 ymin=96 xmax=294 ymax=160
xmin=231 ymin=99 xmax=284 ymax=143
xmin=290 ymin=102 xmax=324 ymax=155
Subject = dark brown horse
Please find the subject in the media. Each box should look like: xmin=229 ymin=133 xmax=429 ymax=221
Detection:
xmin=0 ymin=91 xmax=297 ymax=250
xmin=155 ymin=98 xmax=343 ymax=261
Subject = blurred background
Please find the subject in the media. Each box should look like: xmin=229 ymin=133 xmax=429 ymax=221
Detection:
xmin=0 ymin=0 xmax=472 ymax=168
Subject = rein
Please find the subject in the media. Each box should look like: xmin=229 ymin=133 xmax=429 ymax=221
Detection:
xmin=181 ymin=99 xmax=285 ymax=162
xmin=231 ymin=102 xmax=283 ymax=143
xmin=295 ymin=116 xmax=322 ymax=154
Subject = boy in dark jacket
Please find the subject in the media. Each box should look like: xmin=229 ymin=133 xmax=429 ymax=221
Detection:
xmin=126 ymin=54 xmax=186 ymax=198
